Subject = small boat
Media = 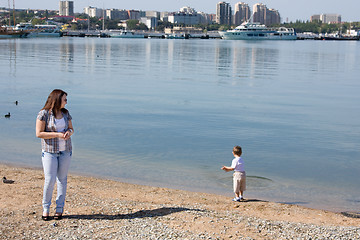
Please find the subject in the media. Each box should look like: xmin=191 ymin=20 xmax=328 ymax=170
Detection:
xmin=219 ymin=21 xmax=297 ymax=40
xmin=0 ymin=26 xmax=28 ymax=38
xmin=165 ymin=33 xmax=186 ymax=39
xmin=316 ymin=33 xmax=359 ymax=41
xmin=107 ymin=29 xmax=144 ymax=38
xmin=15 ymin=23 xmax=62 ymax=38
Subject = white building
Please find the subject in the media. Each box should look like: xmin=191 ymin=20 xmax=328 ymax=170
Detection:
xmin=84 ymin=6 xmax=103 ymax=18
xmin=168 ymin=7 xmax=200 ymax=25
xmin=146 ymin=11 xmax=160 ymax=19
xmin=168 ymin=12 xmax=200 ymax=25
xmin=321 ymin=14 xmax=341 ymax=23
xmin=59 ymin=1 xmax=74 ymax=16
xmin=140 ymin=17 xmax=158 ymax=30
xmin=311 ymin=14 xmax=341 ymax=24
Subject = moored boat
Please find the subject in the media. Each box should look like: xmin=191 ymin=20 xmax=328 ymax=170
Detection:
xmin=107 ymin=29 xmax=144 ymax=38
xmin=219 ymin=21 xmax=297 ymax=40
xmin=0 ymin=26 xmax=28 ymax=38
xmin=15 ymin=23 xmax=62 ymax=37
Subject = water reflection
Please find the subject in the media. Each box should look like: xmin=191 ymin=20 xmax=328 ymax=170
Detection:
xmin=60 ymin=38 xmax=75 ymax=72
xmin=215 ymin=41 xmax=280 ymax=84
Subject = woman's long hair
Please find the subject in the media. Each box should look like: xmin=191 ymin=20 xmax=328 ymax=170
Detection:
xmin=42 ymin=89 xmax=68 ymax=114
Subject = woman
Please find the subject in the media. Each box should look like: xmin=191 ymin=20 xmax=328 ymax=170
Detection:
xmin=36 ymin=89 xmax=74 ymax=221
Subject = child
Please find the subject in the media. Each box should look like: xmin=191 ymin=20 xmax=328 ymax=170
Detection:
xmin=221 ymin=146 xmax=246 ymax=202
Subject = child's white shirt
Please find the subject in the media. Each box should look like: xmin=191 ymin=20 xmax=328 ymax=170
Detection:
xmin=231 ymin=157 xmax=245 ymax=172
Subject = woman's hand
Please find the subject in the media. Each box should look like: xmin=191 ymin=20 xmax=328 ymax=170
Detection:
xmin=63 ymin=130 xmax=72 ymax=140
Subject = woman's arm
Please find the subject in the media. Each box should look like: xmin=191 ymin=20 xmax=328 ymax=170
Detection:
xmin=36 ymin=119 xmax=64 ymax=139
xmin=64 ymin=120 xmax=74 ymax=140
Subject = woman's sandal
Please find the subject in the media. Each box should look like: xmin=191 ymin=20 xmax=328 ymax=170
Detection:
xmin=54 ymin=212 xmax=63 ymax=220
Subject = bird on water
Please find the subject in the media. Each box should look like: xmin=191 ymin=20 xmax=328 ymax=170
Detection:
xmin=5 ymin=112 xmax=10 ymax=118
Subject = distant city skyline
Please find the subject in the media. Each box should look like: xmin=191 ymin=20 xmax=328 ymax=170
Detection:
xmin=7 ymin=0 xmax=360 ymax=22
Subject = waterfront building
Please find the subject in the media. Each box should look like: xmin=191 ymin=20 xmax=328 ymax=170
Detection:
xmin=310 ymin=13 xmax=341 ymax=24
xmin=198 ymin=12 xmax=213 ymax=24
xmin=84 ymin=6 xmax=103 ymax=18
xmin=268 ymin=9 xmax=280 ymax=25
xmin=168 ymin=7 xmax=200 ymax=25
xmin=253 ymin=3 xmax=280 ymax=26
xmin=216 ymin=2 xmax=232 ymax=25
xmin=160 ymin=12 xmax=169 ymax=22
xmin=321 ymin=14 xmax=341 ymax=23
xmin=146 ymin=11 xmax=160 ymax=19
xmin=180 ymin=6 xmax=196 ymax=15
xmin=59 ymin=1 xmax=74 ymax=16
xmin=140 ymin=17 xmax=158 ymax=30
xmin=106 ymin=9 xmax=128 ymax=20
xmin=128 ymin=10 xmax=141 ymax=20
xmin=168 ymin=12 xmax=200 ymax=25
xmin=234 ymin=2 xmax=250 ymax=25
xmin=310 ymin=14 xmax=321 ymax=22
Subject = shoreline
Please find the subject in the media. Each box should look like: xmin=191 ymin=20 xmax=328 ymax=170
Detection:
xmin=1 ymin=163 xmax=360 ymax=239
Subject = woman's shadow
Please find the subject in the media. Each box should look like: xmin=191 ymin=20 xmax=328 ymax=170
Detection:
xmin=63 ymin=207 xmax=203 ymax=220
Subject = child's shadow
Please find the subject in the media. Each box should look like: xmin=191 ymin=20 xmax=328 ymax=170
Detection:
xmin=63 ymin=207 xmax=203 ymax=220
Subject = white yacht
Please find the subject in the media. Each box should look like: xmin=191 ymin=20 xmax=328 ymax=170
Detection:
xmin=219 ymin=21 xmax=297 ymax=40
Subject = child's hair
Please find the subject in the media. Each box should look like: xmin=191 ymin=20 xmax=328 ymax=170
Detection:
xmin=233 ymin=146 xmax=242 ymax=156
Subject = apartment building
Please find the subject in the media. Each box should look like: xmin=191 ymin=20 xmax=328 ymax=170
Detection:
xmin=253 ymin=3 xmax=280 ymax=25
xmin=234 ymin=2 xmax=250 ymax=25
xmin=216 ymin=2 xmax=232 ymax=25
xmin=84 ymin=6 xmax=103 ymax=18
xmin=59 ymin=1 xmax=74 ymax=16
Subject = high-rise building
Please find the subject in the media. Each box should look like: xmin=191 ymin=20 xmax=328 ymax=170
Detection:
xmin=216 ymin=2 xmax=232 ymax=25
xmin=168 ymin=12 xmax=200 ymax=25
xmin=128 ymin=10 xmax=141 ymax=20
xmin=59 ymin=1 xmax=74 ymax=16
xmin=252 ymin=3 xmax=266 ymax=24
xmin=310 ymin=14 xmax=341 ymax=23
xmin=106 ymin=9 xmax=129 ymax=20
xmin=84 ymin=6 xmax=103 ymax=18
xmin=253 ymin=3 xmax=280 ymax=25
xmin=321 ymin=14 xmax=341 ymax=23
xmin=234 ymin=2 xmax=250 ymax=25
xmin=310 ymin=14 xmax=321 ymax=22
xmin=267 ymin=9 xmax=280 ymax=25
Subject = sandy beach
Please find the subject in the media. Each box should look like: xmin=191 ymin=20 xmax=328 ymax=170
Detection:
xmin=1 ymin=163 xmax=359 ymax=239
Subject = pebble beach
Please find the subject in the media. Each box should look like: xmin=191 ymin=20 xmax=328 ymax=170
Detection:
xmin=1 ymin=163 xmax=359 ymax=239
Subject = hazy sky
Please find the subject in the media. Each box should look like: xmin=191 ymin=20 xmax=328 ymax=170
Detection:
xmin=6 ymin=0 xmax=360 ymax=22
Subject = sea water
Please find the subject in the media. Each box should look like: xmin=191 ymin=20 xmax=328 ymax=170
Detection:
xmin=1 ymin=38 xmax=359 ymax=212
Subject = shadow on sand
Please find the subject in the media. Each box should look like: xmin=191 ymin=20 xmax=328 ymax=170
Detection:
xmin=240 ymin=198 xmax=268 ymax=203
xmin=341 ymin=212 xmax=360 ymax=219
xmin=63 ymin=207 xmax=203 ymax=220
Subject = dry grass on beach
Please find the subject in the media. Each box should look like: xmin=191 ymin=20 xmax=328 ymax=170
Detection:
xmin=1 ymin=163 xmax=359 ymax=239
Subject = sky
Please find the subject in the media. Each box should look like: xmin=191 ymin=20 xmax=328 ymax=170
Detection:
xmin=4 ymin=0 xmax=360 ymax=22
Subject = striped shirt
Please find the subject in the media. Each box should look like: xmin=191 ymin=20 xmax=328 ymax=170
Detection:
xmin=37 ymin=109 xmax=72 ymax=153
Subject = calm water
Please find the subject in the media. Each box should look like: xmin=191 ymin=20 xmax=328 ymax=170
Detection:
xmin=1 ymin=38 xmax=359 ymax=212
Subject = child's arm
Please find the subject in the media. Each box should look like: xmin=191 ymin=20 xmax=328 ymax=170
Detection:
xmin=221 ymin=166 xmax=234 ymax=172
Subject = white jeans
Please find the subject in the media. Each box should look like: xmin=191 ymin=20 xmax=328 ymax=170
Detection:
xmin=41 ymin=151 xmax=72 ymax=213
